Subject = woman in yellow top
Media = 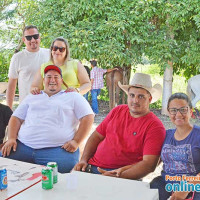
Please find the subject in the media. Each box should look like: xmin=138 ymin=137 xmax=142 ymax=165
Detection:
xmin=31 ymin=37 xmax=91 ymax=95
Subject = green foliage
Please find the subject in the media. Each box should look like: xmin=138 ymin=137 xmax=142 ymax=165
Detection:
xmin=150 ymin=99 xmax=162 ymax=109
xmin=0 ymin=50 xmax=13 ymax=81
xmin=1 ymin=0 xmax=200 ymax=103
xmin=99 ymin=87 xmax=109 ymax=102
xmin=144 ymin=0 xmax=200 ymax=79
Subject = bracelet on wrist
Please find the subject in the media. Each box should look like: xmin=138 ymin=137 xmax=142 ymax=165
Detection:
xmin=76 ymin=88 xmax=80 ymax=93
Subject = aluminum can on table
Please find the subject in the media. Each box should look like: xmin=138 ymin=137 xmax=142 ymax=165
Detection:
xmin=47 ymin=162 xmax=58 ymax=184
xmin=41 ymin=167 xmax=53 ymax=189
xmin=0 ymin=168 xmax=7 ymax=190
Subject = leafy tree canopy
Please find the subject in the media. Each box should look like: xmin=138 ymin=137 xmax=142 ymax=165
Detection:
xmin=0 ymin=0 xmax=200 ymax=81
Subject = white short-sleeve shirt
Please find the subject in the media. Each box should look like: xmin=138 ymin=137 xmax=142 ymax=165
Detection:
xmin=8 ymin=48 xmax=50 ymax=103
xmin=12 ymin=91 xmax=94 ymax=149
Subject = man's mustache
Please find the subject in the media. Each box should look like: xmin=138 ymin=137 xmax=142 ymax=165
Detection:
xmin=131 ymin=103 xmax=140 ymax=107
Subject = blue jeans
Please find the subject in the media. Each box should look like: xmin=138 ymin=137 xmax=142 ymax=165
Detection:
xmin=83 ymin=92 xmax=89 ymax=101
xmin=90 ymin=165 xmax=116 ymax=174
xmin=0 ymin=140 xmax=79 ymax=173
xmin=91 ymin=89 xmax=101 ymax=114
xmin=150 ymin=176 xmax=200 ymax=200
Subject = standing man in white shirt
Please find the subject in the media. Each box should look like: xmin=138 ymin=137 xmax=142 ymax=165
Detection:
xmin=6 ymin=25 xmax=50 ymax=109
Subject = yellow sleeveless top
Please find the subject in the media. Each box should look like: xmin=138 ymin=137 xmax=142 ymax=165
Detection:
xmin=41 ymin=60 xmax=80 ymax=89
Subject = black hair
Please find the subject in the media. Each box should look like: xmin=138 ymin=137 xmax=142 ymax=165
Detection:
xmin=167 ymin=92 xmax=192 ymax=109
xmin=90 ymin=60 xmax=97 ymax=67
xmin=23 ymin=25 xmax=38 ymax=35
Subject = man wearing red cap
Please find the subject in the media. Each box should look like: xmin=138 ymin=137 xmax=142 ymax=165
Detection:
xmin=1 ymin=65 xmax=94 ymax=173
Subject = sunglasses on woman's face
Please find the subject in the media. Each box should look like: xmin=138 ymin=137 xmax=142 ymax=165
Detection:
xmin=25 ymin=34 xmax=39 ymax=41
xmin=52 ymin=46 xmax=66 ymax=53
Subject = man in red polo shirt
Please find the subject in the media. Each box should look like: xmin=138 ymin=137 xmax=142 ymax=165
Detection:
xmin=74 ymin=73 xmax=165 ymax=180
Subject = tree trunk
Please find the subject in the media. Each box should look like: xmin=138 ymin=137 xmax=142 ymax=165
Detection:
xmin=122 ymin=64 xmax=131 ymax=104
xmin=161 ymin=12 xmax=174 ymax=115
xmin=14 ymin=39 xmax=24 ymax=53
xmin=14 ymin=23 xmax=25 ymax=53
xmin=161 ymin=61 xmax=173 ymax=115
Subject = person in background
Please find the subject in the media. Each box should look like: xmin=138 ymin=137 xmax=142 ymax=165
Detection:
xmin=83 ymin=65 xmax=91 ymax=101
xmin=74 ymin=73 xmax=165 ymax=180
xmin=6 ymin=25 xmax=50 ymax=109
xmin=150 ymin=93 xmax=200 ymax=200
xmin=90 ymin=60 xmax=118 ymax=114
xmin=1 ymin=65 xmax=94 ymax=173
xmin=31 ymin=37 xmax=91 ymax=95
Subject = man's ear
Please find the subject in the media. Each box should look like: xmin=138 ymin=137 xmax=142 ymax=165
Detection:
xmin=43 ymin=75 xmax=45 ymax=84
xmin=22 ymin=36 xmax=25 ymax=42
xmin=149 ymin=95 xmax=152 ymax=103
xmin=189 ymin=108 xmax=193 ymax=117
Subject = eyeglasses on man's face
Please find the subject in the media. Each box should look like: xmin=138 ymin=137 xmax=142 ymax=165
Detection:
xmin=168 ymin=106 xmax=189 ymax=115
xmin=25 ymin=34 xmax=39 ymax=41
xmin=52 ymin=46 xmax=66 ymax=53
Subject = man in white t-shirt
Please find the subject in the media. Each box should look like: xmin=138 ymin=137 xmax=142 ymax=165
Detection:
xmin=1 ymin=65 xmax=94 ymax=173
xmin=6 ymin=25 xmax=50 ymax=109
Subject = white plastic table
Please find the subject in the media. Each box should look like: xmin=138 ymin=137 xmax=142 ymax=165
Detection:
xmin=10 ymin=171 xmax=159 ymax=200
xmin=0 ymin=157 xmax=44 ymax=200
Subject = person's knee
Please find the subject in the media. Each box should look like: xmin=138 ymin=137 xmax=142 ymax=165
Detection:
xmin=56 ymin=149 xmax=79 ymax=173
xmin=150 ymin=176 xmax=163 ymax=189
xmin=58 ymin=159 xmax=78 ymax=173
xmin=4 ymin=141 xmax=34 ymax=163
xmin=194 ymin=192 xmax=200 ymax=200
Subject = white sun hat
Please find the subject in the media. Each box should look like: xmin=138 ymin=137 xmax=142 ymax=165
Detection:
xmin=118 ymin=73 xmax=162 ymax=103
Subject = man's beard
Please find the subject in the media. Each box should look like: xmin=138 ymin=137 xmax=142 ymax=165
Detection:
xmin=49 ymin=89 xmax=56 ymax=92
xmin=30 ymin=43 xmax=38 ymax=49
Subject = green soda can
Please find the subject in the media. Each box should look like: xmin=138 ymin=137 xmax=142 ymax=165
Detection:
xmin=41 ymin=167 xmax=53 ymax=190
xmin=47 ymin=162 xmax=58 ymax=184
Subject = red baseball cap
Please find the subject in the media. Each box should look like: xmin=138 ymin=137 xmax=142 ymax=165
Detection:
xmin=44 ymin=65 xmax=62 ymax=77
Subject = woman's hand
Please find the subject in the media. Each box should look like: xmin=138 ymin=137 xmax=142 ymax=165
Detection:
xmin=30 ymin=87 xmax=41 ymax=95
xmin=65 ymin=87 xmax=78 ymax=93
